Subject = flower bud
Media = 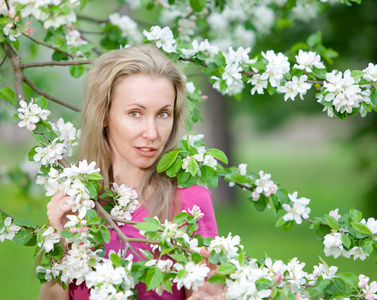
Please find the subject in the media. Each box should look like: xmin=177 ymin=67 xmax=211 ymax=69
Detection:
xmin=69 ymin=227 xmax=77 ymax=233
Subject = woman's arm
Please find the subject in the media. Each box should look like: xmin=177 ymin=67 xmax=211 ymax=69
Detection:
xmin=39 ymin=281 xmax=70 ymax=300
xmin=38 ymin=190 xmax=73 ymax=299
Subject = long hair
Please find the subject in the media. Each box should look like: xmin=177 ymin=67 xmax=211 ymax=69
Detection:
xmin=79 ymin=44 xmax=187 ymax=221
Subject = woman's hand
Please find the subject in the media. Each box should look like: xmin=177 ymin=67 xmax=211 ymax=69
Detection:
xmin=186 ymin=248 xmax=226 ymax=300
xmin=46 ymin=189 xmax=73 ymax=250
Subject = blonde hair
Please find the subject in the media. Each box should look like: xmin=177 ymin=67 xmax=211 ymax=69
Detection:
xmin=79 ymin=44 xmax=187 ymax=221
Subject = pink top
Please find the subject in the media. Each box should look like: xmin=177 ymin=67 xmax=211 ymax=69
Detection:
xmin=70 ymin=185 xmax=218 ymax=299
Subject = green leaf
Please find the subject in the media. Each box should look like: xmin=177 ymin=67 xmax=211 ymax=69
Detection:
xmin=208 ymin=250 xmax=220 ymax=264
xmin=157 ymin=149 xmax=180 ymax=173
xmin=190 ymin=0 xmax=206 ymax=11
xmin=253 ymin=194 xmax=268 ymax=212
xmin=255 ymin=278 xmax=271 ymax=291
xmin=165 ymin=159 xmax=183 ymax=177
xmin=350 ymin=70 xmax=365 ymax=80
xmin=351 ymin=221 xmax=372 ymax=235
xmin=143 ymin=217 xmax=160 ymax=226
xmin=110 ymin=253 xmax=121 ymax=267
xmin=60 ymin=230 xmax=77 ymax=239
xmin=35 ymin=96 xmax=48 ymax=109
xmin=217 ymin=263 xmax=236 ymax=275
xmin=191 ymin=252 xmax=203 ymax=264
xmin=86 ymin=209 xmax=97 ymax=220
xmin=28 ymin=146 xmax=38 ymax=161
xmin=205 ymin=148 xmax=228 ymax=164
xmin=337 ymin=272 xmax=358 ymax=288
xmin=208 ymin=274 xmax=225 ymax=285
xmin=169 ymin=253 xmax=188 ymax=263
xmin=13 ymin=229 xmax=34 ymax=246
xmin=350 ymin=209 xmax=362 ymax=222
xmin=86 ymin=172 xmax=104 ymax=180
xmin=85 ymin=181 xmax=98 ymax=199
xmin=325 ymin=215 xmax=339 ymax=230
xmin=362 ymin=239 xmax=374 ymax=254
xmin=275 ymin=216 xmax=286 ymax=227
xmin=341 ymin=234 xmax=351 ymax=249
xmin=186 ymin=157 xmax=198 ymax=176
xmin=173 ymin=212 xmax=189 ymax=224
xmin=146 ymin=267 xmax=164 ymax=291
xmin=370 ymin=88 xmax=377 ymax=106
xmin=315 ymin=278 xmax=331 ymax=292
xmin=200 ymin=165 xmax=218 ymax=188
xmin=282 ymin=220 xmax=294 ymax=231
xmin=13 ymin=218 xmax=37 ymax=228
xmin=307 ymin=31 xmax=322 ymax=47
xmin=100 ymin=226 xmax=111 ymax=243
xmin=134 ymin=222 xmax=161 ymax=232
xmin=69 ymin=65 xmax=85 ymax=78
xmin=33 ymin=133 xmax=45 ymax=144
xmin=0 ymin=86 xmax=17 ymax=105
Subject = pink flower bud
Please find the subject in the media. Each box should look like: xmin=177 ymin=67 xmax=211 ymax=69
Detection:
xmin=78 ymin=228 xmax=84 ymax=233
xmin=358 ymin=274 xmax=369 ymax=288
xmin=26 ymin=21 xmax=31 ymax=26
xmin=83 ymin=227 xmax=88 ymax=232
xmin=202 ymin=95 xmax=208 ymax=100
xmin=15 ymin=16 xmax=20 ymax=22
xmin=69 ymin=227 xmax=77 ymax=233
xmin=6 ymin=23 xmax=13 ymax=29
xmin=274 ymin=273 xmax=282 ymax=283
xmin=7 ymin=10 xmax=16 ymax=18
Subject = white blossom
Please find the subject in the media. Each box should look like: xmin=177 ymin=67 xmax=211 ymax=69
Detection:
xmin=361 ymin=217 xmax=377 ymax=234
xmin=294 ymin=50 xmax=325 ymax=72
xmin=252 ymin=170 xmax=278 ymax=200
xmin=260 ymin=50 xmax=290 ymax=88
xmin=173 ymin=262 xmax=210 ymax=291
xmin=282 ymin=191 xmax=311 ymax=224
xmin=363 ymin=63 xmax=377 ymax=82
xmin=323 ymin=232 xmax=344 ymax=258
xmin=0 ymin=217 xmax=21 ymax=242
xmin=38 ymin=226 xmax=60 ymax=253
xmin=109 ymin=12 xmax=142 ymax=44
xmin=209 ymin=233 xmax=242 ymax=258
xmin=143 ymin=26 xmax=176 ymax=53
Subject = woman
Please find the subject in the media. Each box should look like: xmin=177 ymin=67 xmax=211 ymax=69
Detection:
xmin=39 ymin=44 xmax=219 ymax=299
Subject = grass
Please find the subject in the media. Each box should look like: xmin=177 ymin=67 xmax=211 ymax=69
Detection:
xmin=0 ymin=130 xmax=376 ymax=299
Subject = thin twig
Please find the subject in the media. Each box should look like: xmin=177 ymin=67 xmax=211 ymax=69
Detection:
xmin=1 ymin=42 xmax=25 ymax=101
xmin=77 ymin=31 xmax=102 ymax=56
xmin=77 ymin=14 xmax=108 ymax=24
xmin=23 ymin=77 xmax=81 ymax=112
xmin=23 ymin=60 xmax=93 ymax=68
xmin=0 ymin=206 xmax=14 ymax=219
xmin=0 ymin=55 xmax=7 ymax=68
xmin=4 ymin=0 xmax=10 ymax=10
xmin=23 ymin=34 xmax=74 ymax=60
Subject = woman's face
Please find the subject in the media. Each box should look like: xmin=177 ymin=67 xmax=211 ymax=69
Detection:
xmin=107 ymin=73 xmax=175 ymax=173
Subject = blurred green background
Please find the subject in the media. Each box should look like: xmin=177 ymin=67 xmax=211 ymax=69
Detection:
xmin=1 ymin=0 xmax=377 ymax=298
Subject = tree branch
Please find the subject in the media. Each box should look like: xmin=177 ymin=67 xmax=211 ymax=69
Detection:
xmin=0 ymin=206 xmax=14 ymax=219
xmin=1 ymin=42 xmax=25 ymax=101
xmin=0 ymin=55 xmax=7 ymax=68
xmin=23 ymin=34 xmax=74 ymax=60
xmin=22 ymin=60 xmax=93 ymax=68
xmin=23 ymin=77 xmax=81 ymax=112
xmin=77 ymin=14 xmax=108 ymax=24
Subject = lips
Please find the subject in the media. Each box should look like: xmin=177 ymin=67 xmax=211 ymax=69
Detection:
xmin=135 ymin=146 xmax=158 ymax=157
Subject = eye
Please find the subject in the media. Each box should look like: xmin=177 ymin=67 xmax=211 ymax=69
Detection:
xmin=158 ymin=111 xmax=170 ymax=119
xmin=129 ymin=111 xmax=141 ymax=118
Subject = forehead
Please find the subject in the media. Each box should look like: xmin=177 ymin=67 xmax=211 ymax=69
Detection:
xmin=111 ymin=73 xmax=175 ymax=105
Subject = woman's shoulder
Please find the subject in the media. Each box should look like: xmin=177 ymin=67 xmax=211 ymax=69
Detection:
xmin=178 ymin=184 xmax=212 ymax=209
xmin=178 ymin=184 xmax=211 ymax=196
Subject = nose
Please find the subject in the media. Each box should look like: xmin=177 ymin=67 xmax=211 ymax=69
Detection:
xmin=142 ymin=117 xmax=158 ymax=140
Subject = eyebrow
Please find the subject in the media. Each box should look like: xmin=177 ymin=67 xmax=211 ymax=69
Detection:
xmin=126 ymin=103 xmax=174 ymax=110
